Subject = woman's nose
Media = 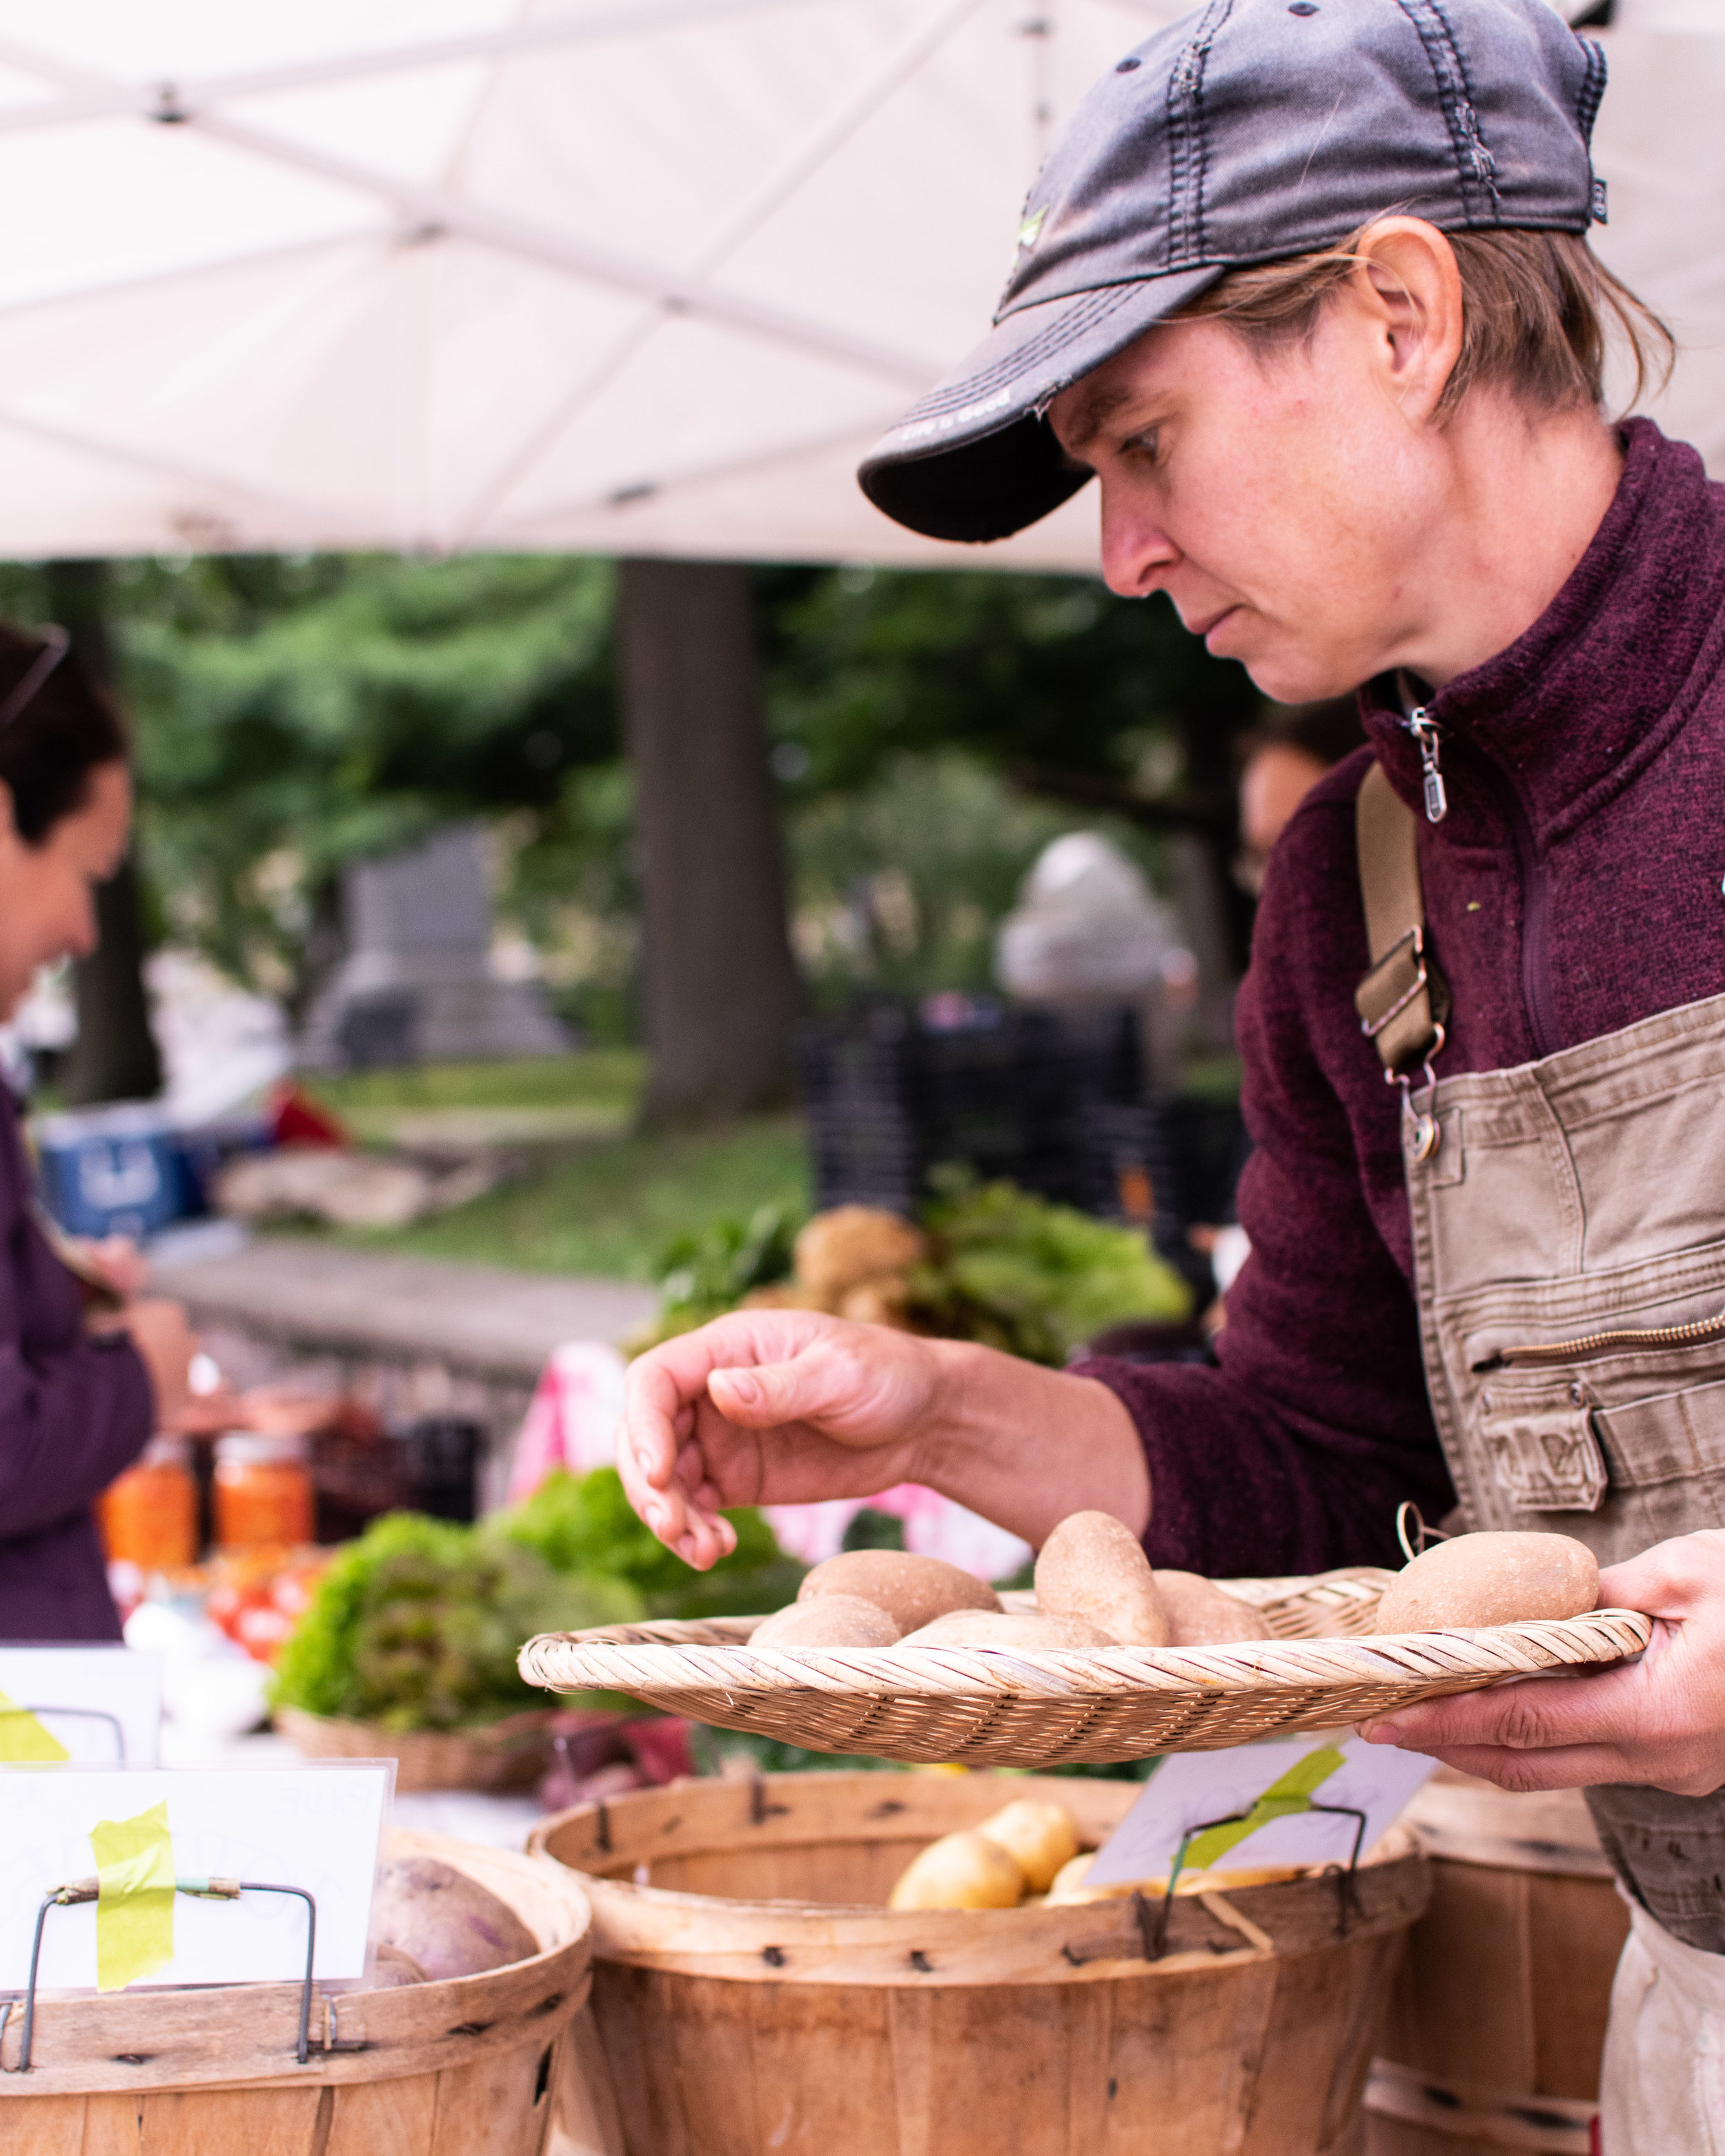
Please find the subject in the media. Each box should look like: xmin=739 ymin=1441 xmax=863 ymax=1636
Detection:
xmin=1097 ymin=480 xmax=1179 ymax=597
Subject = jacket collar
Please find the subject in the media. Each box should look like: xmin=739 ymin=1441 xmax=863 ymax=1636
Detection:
xmin=1359 ymin=419 xmax=1721 ymax=851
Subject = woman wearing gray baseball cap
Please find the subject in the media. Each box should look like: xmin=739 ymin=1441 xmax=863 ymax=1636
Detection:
xmin=620 ymin=2 xmax=1724 ymax=2132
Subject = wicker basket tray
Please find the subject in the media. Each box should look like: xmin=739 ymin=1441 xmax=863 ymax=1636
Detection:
xmin=517 ymin=1567 xmax=1651 ymax=1768
xmin=274 ymin=1704 xmax=558 ymax=1792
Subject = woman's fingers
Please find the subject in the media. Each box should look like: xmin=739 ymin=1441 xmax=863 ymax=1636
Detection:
xmin=1361 ymin=1663 xmax=1641 ymax=1755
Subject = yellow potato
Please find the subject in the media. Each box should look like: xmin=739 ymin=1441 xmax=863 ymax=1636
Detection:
xmin=898 ymin=1610 xmax=1112 ymax=1651
xmin=1374 ymin=1531 xmax=1599 ymax=1633
xmin=1154 ymin=1571 xmax=1275 ymax=1647
xmin=1034 ymin=1511 xmax=1167 ymax=1648
xmin=1045 ymin=1852 xmax=1097 ymax=1903
xmin=794 ymin=1207 xmax=928 ymax=1299
xmin=798 ymin=1550 xmax=999 ymax=1632
xmin=837 ymin=1275 xmax=914 ymax=1327
xmin=751 ymin=1594 xmax=902 ymax=1648
xmin=888 ymin=1830 xmax=1025 ymax=1911
xmin=975 ymin=1799 xmax=1080 ymax=1892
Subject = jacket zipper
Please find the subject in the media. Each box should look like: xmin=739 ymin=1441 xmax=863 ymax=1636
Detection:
xmin=1485 ymin=1307 xmax=1725 ymax=1369
xmin=1396 ymin=699 xmax=1557 ymax=1059
xmin=1499 ymin=773 xmax=1557 ymax=1060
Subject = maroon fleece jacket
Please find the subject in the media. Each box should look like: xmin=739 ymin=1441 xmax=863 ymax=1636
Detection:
xmin=1077 ymin=418 xmax=1725 ymax=1577
xmin=0 ymin=1084 xmax=153 ymax=1640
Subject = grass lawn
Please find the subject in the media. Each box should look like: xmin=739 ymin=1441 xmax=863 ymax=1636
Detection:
xmin=299 ymin=1054 xmax=811 ymax=1280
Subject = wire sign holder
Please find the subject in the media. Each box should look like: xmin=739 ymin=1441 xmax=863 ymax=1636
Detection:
xmin=0 ymin=1705 xmax=127 ymax=1761
xmin=1 ymin=1877 xmax=319 ymax=2071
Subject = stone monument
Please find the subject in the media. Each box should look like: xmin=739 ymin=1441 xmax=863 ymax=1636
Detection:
xmin=299 ymin=824 xmax=569 ymax=1068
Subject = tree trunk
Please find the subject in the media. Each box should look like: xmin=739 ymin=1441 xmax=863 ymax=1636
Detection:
xmin=47 ymin=559 xmax=164 ymax=1106
xmin=618 ymin=559 xmax=801 ymax=1126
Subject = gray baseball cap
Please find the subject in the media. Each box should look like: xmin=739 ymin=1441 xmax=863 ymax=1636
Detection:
xmin=858 ymin=0 xmax=1608 ymax=544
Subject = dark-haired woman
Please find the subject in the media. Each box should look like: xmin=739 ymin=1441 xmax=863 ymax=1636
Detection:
xmin=0 ymin=622 xmax=193 ymax=1640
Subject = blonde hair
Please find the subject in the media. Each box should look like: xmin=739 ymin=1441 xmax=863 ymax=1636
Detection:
xmin=1176 ymin=226 xmax=1673 ymax=417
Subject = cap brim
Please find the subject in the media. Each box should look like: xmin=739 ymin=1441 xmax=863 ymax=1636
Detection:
xmin=858 ymin=263 xmax=1223 ymax=544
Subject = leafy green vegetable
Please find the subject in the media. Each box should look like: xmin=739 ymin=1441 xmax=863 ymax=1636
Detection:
xmin=272 ymin=1469 xmax=798 ymax=1731
xmin=911 ymin=1176 xmax=1191 ymax=1364
xmin=493 ymin=1467 xmax=797 ymax=1619
xmin=629 ymin=1203 xmax=801 ymax=1349
xmin=270 ymin=1508 xmax=642 ymax=1732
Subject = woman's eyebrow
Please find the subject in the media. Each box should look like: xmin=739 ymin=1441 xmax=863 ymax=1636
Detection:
xmin=1055 ymin=382 xmax=1151 ymax=460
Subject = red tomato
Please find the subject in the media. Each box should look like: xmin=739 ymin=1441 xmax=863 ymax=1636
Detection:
xmin=234 ymin=1605 xmax=295 ymax=1663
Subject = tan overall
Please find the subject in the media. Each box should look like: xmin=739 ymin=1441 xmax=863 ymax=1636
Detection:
xmin=1354 ymin=764 xmax=1725 ymax=2151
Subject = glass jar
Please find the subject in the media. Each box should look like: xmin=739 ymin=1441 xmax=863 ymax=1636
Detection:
xmin=97 ymin=1434 xmax=199 ymax=1570
xmin=213 ymin=1432 xmax=313 ymax=1552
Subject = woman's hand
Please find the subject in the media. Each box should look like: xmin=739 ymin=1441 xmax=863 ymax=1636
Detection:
xmin=617 ymin=1308 xmax=1149 ymax=1570
xmin=79 ymin=1235 xmax=150 ymax=1303
xmin=110 ymin=1298 xmax=198 ymax=1432
xmin=618 ymin=1311 xmax=945 ymax=1569
xmin=1360 ymin=1530 xmax=1725 ymax=1796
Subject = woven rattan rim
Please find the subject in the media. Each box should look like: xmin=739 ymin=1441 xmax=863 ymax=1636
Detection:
xmin=518 ymin=1570 xmax=1651 ymax=1768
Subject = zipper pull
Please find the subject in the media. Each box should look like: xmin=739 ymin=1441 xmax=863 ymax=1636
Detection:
xmin=1403 ymin=706 xmax=1448 ymax=824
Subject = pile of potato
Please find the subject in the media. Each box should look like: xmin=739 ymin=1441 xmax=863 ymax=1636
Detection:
xmin=740 ymin=1206 xmax=927 ymax=1331
xmin=750 ymin=1514 xmax=1274 ymax=1653
xmin=884 ymin=1799 xmax=1308 ymax=1912
xmin=751 ymin=1518 xmax=1606 ymax=1657
xmin=889 ymin=1797 xmax=1082 ymax=1911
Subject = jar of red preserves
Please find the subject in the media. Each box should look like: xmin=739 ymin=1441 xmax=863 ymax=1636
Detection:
xmin=97 ymin=1434 xmax=199 ymax=1570
xmin=213 ymin=1432 xmax=313 ymax=1552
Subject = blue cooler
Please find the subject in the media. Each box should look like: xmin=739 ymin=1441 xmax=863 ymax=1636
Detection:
xmin=34 ymin=1105 xmax=193 ymax=1242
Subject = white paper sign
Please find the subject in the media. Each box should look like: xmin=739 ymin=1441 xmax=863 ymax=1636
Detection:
xmin=0 ymin=1765 xmax=392 ymax=1992
xmin=1085 ymin=1734 xmax=1439 ymax=1888
xmin=0 ymin=1646 xmax=162 ymax=1766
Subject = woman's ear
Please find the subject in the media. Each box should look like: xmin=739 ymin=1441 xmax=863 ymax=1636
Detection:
xmin=0 ymin=778 xmax=19 ymax=847
xmin=1345 ymin=217 xmax=1465 ymax=427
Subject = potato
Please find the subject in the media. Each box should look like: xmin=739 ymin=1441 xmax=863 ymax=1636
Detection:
xmin=898 ymin=1610 xmax=1112 ymax=1651
xmin=795 ymin=1207 xmax=927 ymax=1299
xmin=751 ymin=1594 xmax=902 ymax=1648
xmin=1045 ymin=1852 xmax=1098 ymax=1903
xmin=1374 ymin=1531 xmax=1599 ymax=1634
xmin=371 ymin=1856 xmax=539 ymax=1980
xmin=1154 ymin=1571 xmax=1275 ymax=1647
xmin=837 ymin=1275 xmax=914 ymax=1327
xmin=1047 ymin=1859 xmax=1305 ymax=1905
xmin=799 ymin=1550 xmax=999 ymax=1632
xmin=975 ymin=1799 xmax=1080 ymax=1892
xmin=1034 ymin=1511 xmax=1167 ymax=1648
xmin=740 ymin=1281 xmax=834 ymax=1313
xmin=888 ymin=1829 xmax=1025 ymax=1911
xmin=366 ymin=1941 xmax=429 ymax=1989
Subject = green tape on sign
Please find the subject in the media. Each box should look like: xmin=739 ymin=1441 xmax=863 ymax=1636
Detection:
xmin=90 ymin=1799 xmax=176 ymax=1992
xmin=1182 ymin=1744 xmax=1347 ymax=1875
xmin=0 ymin=1685 xmax=69 ymax=1763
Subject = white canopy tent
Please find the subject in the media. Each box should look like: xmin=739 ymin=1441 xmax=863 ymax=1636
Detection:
xmin=0 ymin=0 xmax=1713 ymax=571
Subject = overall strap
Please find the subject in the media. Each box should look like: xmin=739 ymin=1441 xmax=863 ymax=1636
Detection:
xmin=1354 ymin=760 xmax=1450 ymax=1078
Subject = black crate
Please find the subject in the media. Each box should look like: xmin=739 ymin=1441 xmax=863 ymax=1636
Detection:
xmin=798 ymin=1004 xmax=1143 ymax=1216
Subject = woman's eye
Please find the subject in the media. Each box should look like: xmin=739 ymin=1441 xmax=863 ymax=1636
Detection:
xmin=1123 ymin=427 xmax=1161 ymax=465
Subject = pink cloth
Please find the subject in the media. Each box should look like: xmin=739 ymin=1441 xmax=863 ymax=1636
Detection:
xmin=509 ymin=1342 xmax=1029 ymax=1585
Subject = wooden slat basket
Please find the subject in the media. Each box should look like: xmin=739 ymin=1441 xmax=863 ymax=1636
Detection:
xmin=1366 ymin=1772 xmax=1630 ymax=2156
xmin=531 ymin=1770 xmax=1431 ymax=2156
xmin=518 ymin=1568 xmax=1651 ymax=1769
xmin=0 ymin=1829 xmax=622 ymax=2156
xmin=275 ymin=1705 xmax=558 ymax=1793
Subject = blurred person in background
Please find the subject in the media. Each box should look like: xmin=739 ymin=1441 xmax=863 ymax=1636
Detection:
xmin=0 ymin=622 xmax=195 ymax=1640
xmin=1233 ymin=699 xmax=1365 ymax=897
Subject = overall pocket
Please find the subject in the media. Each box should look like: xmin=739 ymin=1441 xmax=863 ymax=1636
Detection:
xmin=1462 ymin=1274 xmax=1725 ymax=1535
